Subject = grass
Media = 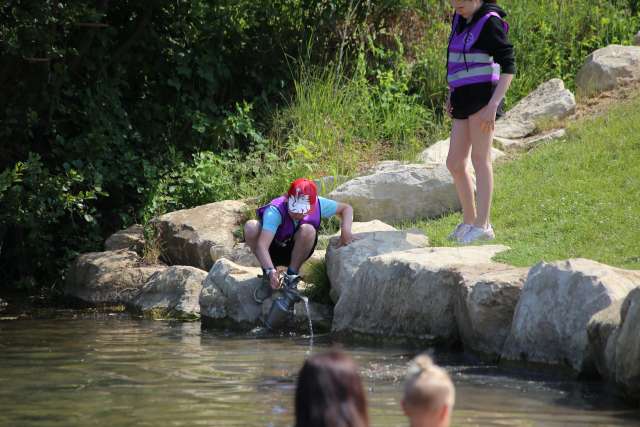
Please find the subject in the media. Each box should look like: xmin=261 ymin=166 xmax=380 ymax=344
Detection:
xmin=413 ymin=93 xmax=640 ymax=270
xmin=300 ymin=257 xmax=332 ymax=305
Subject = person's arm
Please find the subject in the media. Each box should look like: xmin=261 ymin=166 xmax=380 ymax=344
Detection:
xmin=255 ymin=230 xmax=280 ymax=289
xmin=257 ymin=207 xmax=283 ymax=289
xmin=480 ymin=73 xmax=514 ymax=133
xmin=476 ymin=16 xmax=516 ymax=133
xmin=336 ymin=202 xmax=355 ymax=247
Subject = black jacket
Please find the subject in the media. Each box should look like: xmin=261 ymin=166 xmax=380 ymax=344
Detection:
xmin=448 ymin=3 xmax=516 ymax=119
xmin=451 ymin=3 xmax=516 ymax=75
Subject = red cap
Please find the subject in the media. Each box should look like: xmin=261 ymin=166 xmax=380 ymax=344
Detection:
xmin=287 ymin=178 xmax=318 ymax=215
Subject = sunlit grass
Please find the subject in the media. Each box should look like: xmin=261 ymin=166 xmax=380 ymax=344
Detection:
xmin=413 ymin=94 xmax=640 ymax=269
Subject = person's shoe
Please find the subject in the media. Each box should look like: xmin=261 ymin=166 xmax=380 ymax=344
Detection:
xmin=448 ymin=223 xmax=473 ymax=241
xmin=253 ymin=274 xmax=273 ymax=304
xmin=459 ymin=224 xmax=495 ymax=245
xmin=282 ymin=273 xmax=301 ymax=290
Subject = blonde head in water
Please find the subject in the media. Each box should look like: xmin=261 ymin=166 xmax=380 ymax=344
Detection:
xmin=402 ymin=355 xmax=455 ymax=427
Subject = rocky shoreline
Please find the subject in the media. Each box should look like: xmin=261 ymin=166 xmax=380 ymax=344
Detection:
xmin=63 ymin=44 xmax=640 ymax=404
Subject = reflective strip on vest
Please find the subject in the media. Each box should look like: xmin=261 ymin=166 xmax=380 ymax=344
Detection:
xmin=448 ymin=52 xmax=494 ymax=64
xmin=447 ymin=64 xmax=500 ymax=87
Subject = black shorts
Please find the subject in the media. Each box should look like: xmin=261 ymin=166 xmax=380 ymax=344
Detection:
xmin=268 ymin=233 xmax=318 ymax=267
xmin=451 ymin=83 xmax=505 ymax=120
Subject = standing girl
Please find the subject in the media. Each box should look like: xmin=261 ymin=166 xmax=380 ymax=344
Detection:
xmin=445 ymin=0 xmax=515 ymax=244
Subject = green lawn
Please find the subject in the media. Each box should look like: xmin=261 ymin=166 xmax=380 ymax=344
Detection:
xmin=413 ymin=95 xmax=640 ymax=270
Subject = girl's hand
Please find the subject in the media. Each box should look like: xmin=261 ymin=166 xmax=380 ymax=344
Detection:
xmin=445 ymin=92 xmax=453 ymax=118
xmin=269 ymin=270 xmax=280 ymax=289
xmin=478 ymin=102 xmax=498 ymax=133
xmin=338 ymin=231 xmax=359 ymax=247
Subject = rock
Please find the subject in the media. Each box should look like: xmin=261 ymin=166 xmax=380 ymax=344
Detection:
xmin=611 ymin=288 xmax=640 ymax=401
xmin=294 ymin=300 xmax=333 ymax=333
xmin=493 ymin=129 xmax=566 ymax=152
xmin=153 ymin=200 xmax=247 ymax=271
xmin=130 ymin=266 xmax=207 ymax=319
xmin=200 ymin=258 xmax=332 ymax=332
xmin=105 ymin=224 xmax=145 ymax=253
xmin=455 ymin=266 xmax=527 ymax=360
xmin=589 ymin=288 xmax=640 ymax=403
xmin=223 ymin=243 xmax=260 ymax=267
xmin=65 ymin=250 xmax=167 ymax=305
xmin=329 ymin=163 xmax=460 ymax=223
xmin=587 ymin=299 xmax=624 ymax=381
xmin=495 ymin=79 xmax=576 ymax=139
xmin=0 ymin=298 xmax=7 ymax=313
xmin=313 ymin=176 xmax=347 ymax=194
xmin=419 ymin=138 xmax=504 ymax=165
xmin=333 ymin=219 xmax=397 ymax=235
xmin=332 ymin=245 xmax=509 ymax=344
xmin=635 ymin=31 xmax=640 ymax=46
xmin=325 ymin=221 xmax=428 ymax=303
xmin=576 ymin=45 xmax=640 ymax=96
xmin=368 ymin=160 xmax=406 ymax=174
xmin=501 ymin=259 xmax=638 ymax=373
xmin=200 ymin=258 xmax=264 ymax=327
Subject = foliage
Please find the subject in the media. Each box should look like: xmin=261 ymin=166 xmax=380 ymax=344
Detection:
xmin=301 ymin=258 xmax=333 ymax=306
xmin=1 ymin=0 xmax=639 ymax=290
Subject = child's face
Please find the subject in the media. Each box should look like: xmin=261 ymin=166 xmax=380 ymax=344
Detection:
xmin=450 ymin=0 xmax=482 ymax=19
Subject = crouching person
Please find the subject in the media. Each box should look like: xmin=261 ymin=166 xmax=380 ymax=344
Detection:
xmin=244 ymin=178 xmax=354 ymax=306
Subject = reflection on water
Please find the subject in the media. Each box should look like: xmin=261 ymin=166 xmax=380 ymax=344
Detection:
xmin=0 ymin=316 xmax=638 ymax=427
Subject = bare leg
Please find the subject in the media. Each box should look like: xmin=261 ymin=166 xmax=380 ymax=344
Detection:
xmin=446 ymin=119 xmax=476 ymax=225
xmin=468 ymin=111 xmax=494 ymax=228
xmin=244 ymin=220 xmax=262 ymax=252
xmin=289 ymin=224 xmax=316 ymax=273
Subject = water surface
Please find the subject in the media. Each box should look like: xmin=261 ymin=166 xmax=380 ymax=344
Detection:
xmin=1 ymin=316 xmax=638 ymax=426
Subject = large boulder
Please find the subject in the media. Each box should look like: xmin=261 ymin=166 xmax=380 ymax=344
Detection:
xmin=153 ymin=200 xmax=247 ymax=271
xmin=455 ymin=266 xmax=528 ymax=360
xmin=419 ymin=138 xmax=504 ymax=165
xmin=200 ymin=258 xmax=263 ymax=328
xmin=325 ymin=221 xmax=428 ymax=303
xmin=332 ymin=245 xmax=509 ymax=344
xmin=611 ymin=288 xmax=640 ymax=401
xmin=313 ymin=175 xmax=347 ymax=194
xmin=495 ymin=79 xmax=576 ymax=139
xmin=223 ymin=243 xmax=261 ymax=267
xmin=293 ymin=300 xmax=333 ymax=333
xmin=577 ymin=45 xmax=640 ymax=96
xmin=130 ymin=266 xmax=207 ymax=319
xmin=65 ymin=250 xmax=167 ymax=305
xmin=328 ymin=163 xmax=459 ymax=223
xmin=104 ymin=224 xmax=145 ymax=253
xmin=588 ymin=288 xmax=640 ymax=403
xmin=493 ymin=129 xmax=566 ymax=152
xmin=501 ymin=259 xmax=638 ymax=373
xmin=587 ymin=299 xmax=624 ymax=381
xmin=200 ymin=258 xmax=333 ymax=332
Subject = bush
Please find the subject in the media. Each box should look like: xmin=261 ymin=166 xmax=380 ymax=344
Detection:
xmin=2 ymin=0 xmax=639 ymax=290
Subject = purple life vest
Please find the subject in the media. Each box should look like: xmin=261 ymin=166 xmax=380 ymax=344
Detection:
xmin=447 ymin=12 xmax=509 ymax=90
xmin=256 ymin=196 xmax=321 ymax=244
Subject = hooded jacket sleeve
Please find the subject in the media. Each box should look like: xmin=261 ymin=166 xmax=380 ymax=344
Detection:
xmin=475 ymin=16 xmax=516 ymax=75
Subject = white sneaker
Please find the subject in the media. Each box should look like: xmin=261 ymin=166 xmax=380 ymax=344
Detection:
xmin=448 ymin=223 xmax=473 ymax=241
xmin=460 ymin=224 xmax=495 ymax=244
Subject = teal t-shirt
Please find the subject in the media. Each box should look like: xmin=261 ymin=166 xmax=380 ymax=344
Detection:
xmin=261 ymin=197 xmax=338 ymax=234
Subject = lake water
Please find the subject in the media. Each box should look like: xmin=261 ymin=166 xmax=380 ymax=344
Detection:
xmin=1 ymin=314 xmax=639 ymax=426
